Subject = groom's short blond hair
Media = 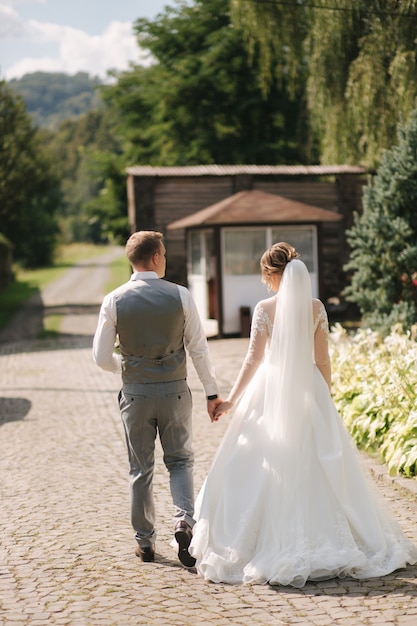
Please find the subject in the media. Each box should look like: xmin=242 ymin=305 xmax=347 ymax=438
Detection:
xmin=126 ymin=231 xmax=164 ymax=266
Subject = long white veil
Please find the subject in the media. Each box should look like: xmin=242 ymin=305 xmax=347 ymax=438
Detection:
xmin=263 ymin=258 xmax=314 ymax=442
xmin=255 ymin=259 xmax=315 ymax=573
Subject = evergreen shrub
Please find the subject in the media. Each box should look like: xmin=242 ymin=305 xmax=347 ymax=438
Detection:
xmin=344 ymin=110 xmax=417 ymax=335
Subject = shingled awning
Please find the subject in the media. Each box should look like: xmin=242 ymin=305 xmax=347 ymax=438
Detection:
xmin=168 ymin=190 xmax=343 ymax=229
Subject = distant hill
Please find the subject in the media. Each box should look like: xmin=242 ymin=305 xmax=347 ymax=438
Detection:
xmin=8 ymin=71 xmax=103 ymax=130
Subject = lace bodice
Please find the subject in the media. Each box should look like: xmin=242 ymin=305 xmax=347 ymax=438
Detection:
xmin=252 ymin=298 xmax=328 ymax=340
xmin=227 ymin=298 xmax=330 ymax=405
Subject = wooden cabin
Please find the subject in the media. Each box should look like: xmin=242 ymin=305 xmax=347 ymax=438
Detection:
xmin=126 ymin=164 xmax=367 ymax=334
xmin=168 ymin=189 xmax=343 ymax=335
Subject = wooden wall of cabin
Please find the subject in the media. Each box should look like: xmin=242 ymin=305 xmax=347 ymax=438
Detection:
xmin=155 ymin=176 xmax=232 ymax=285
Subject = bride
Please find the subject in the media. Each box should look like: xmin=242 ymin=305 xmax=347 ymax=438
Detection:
xmin=189 ymin=242 xmax=417 ymax=587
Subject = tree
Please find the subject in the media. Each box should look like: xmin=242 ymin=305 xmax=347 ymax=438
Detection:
xmin=230 ymin=0 xmax=417 ymax=167
xmin=82 ymin=149 xmax=129 ymax=244
xmin=44 ymin=108 xmax=126 ymax=244
xmin=101 ymin=0 xmax=314 ymax=166
xmin=70 ymin=0 xmax=315 ymax=245
xmin=230 ymin=0 xmax=308 ymax=96
xmin=343 ymin=109 xmax=417 ymax=334
xmin=0 ymin=81 xmax=60 ymax=267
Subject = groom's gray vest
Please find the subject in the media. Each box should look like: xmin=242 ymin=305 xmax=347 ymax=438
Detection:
xmin=115 ymin=278 xmax=186 ymax=384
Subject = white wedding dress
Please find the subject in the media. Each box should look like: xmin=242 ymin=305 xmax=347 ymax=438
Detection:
xmin=190 ymin=260 xmax=417 ymax=587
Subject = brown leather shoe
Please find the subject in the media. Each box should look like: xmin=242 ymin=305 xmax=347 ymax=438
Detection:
xmin=174 ymin=520 xmax=196 ymax=568
xmin=135 ymin=545 xmax=155 ymax=562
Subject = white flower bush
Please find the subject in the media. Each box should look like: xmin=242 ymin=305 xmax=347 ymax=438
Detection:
xmin=329 ymin=323 xmax=417 ymax=478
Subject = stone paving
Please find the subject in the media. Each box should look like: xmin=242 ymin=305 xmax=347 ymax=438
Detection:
xmin=1 ymin=252 xmax=417 ymax=625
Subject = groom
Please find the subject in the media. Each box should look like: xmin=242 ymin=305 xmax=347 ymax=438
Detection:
xmin=93 ymin=230 xmax=222 ymax=566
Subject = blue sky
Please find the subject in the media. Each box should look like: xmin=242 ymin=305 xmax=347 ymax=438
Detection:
xmin=0 ymin=0 xmax=177 ymax=80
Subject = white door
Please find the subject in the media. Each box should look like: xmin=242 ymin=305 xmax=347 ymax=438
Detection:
xmin=187 ymin=230 xmax=217 ymax=333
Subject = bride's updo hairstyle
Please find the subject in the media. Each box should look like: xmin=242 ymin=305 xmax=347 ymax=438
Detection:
xmin=261 ymin=242 xmax=299 ymax=287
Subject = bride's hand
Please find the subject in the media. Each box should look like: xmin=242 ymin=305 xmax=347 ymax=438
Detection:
xmin=214 ymin=401 xmax=233 ymax=418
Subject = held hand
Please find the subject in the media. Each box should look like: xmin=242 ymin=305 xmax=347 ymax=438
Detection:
xmin=207 ymin=397 xmax=223 ymax=423
xmin=213 ymin=400 xmax=233 ymax=419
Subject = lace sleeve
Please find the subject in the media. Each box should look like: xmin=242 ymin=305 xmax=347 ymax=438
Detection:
xmin=251 ymin=306 xmax=273 ymax=340
xmin=227 ymin=304 xmax=271 ymax=405
xmin=314 ymin=300 xmax=331 ymax=388
xmin=315 ymin=302 xmax=329 ymax=336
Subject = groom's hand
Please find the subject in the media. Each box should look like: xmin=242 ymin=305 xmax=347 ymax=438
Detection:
xmin=207 ymin=397 xmax=223 ymax=422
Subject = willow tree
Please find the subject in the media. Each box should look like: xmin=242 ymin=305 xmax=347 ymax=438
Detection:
xmin=230 ymin=0 xmax=417 ymax=166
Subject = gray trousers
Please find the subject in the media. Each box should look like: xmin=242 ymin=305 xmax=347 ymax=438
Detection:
xmin=119 ymin=379 xmax=195 ymax=548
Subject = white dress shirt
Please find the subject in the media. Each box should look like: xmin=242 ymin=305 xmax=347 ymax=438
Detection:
xmin=92 ymin=271 xmax=219 ymax=397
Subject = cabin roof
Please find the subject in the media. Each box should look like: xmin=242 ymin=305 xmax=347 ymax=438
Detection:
xmin=127 ymin=164 xmax=367 ymax=177
xmin=168 ymin=190 xmax=343 ymax=229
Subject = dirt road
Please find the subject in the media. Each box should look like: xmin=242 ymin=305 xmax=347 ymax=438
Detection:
xmin=0 ymin=246 xmax=124 ymax=343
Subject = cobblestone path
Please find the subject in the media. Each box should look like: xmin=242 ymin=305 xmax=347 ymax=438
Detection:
xmin=1 ymin=249 xmax=417 ymax=625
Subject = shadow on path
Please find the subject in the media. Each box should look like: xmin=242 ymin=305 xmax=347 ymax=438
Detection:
xmin=0 ymin=397 xmax=32 ymax=425
xmin=271 ymin=566 xmax=417 ymax=598
xmin=0 ymin=333 xmax=95 ymax=356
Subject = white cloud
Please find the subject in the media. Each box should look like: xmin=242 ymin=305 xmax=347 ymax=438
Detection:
xmin=0 ymin=3 xmax=28 ymax=38
xmin=4 ymin=19 xmax=151 ymax=80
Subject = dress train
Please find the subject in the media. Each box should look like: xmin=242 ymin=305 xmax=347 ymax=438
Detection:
xmin=190 ymin=365 xmax=417 ymax=586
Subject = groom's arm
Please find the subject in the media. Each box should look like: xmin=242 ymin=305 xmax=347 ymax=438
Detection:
xmin=92 ymin=292 xmax=122 ymax=374
xmin=179 ymin=285 xmax=219 ymax=399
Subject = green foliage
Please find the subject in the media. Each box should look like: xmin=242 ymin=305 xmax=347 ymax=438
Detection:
xmin=0 ymin=80 xmax=60 ymax=267
xmin=344 ymin=109 xmax=417 ymax=334
xmin=330 ymin=323 xmax=417 ymax=478
xmin=82 ymin=150 xmax=129 ymax=244
xmin=101 ymin=0 xmax=314 ymax=166
xmin=230 ymin=0 xmax=308 ymax=97
xmin=7 ymin=73 xmax=114 ymax=247
xmin=231 ymin=0 xmax=417 ymax=166
xmin=8 ymin=72 xmax=102 ymax=130
xmin=0 ymin=233 xmax=13 ymax=290
xmin=43 ymin=108 xmax=128 ymax=244
xmin=309 ymin=1 xmax=417 ymax=165
xmin=3 ymin=1 xmax=318 ymax=250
